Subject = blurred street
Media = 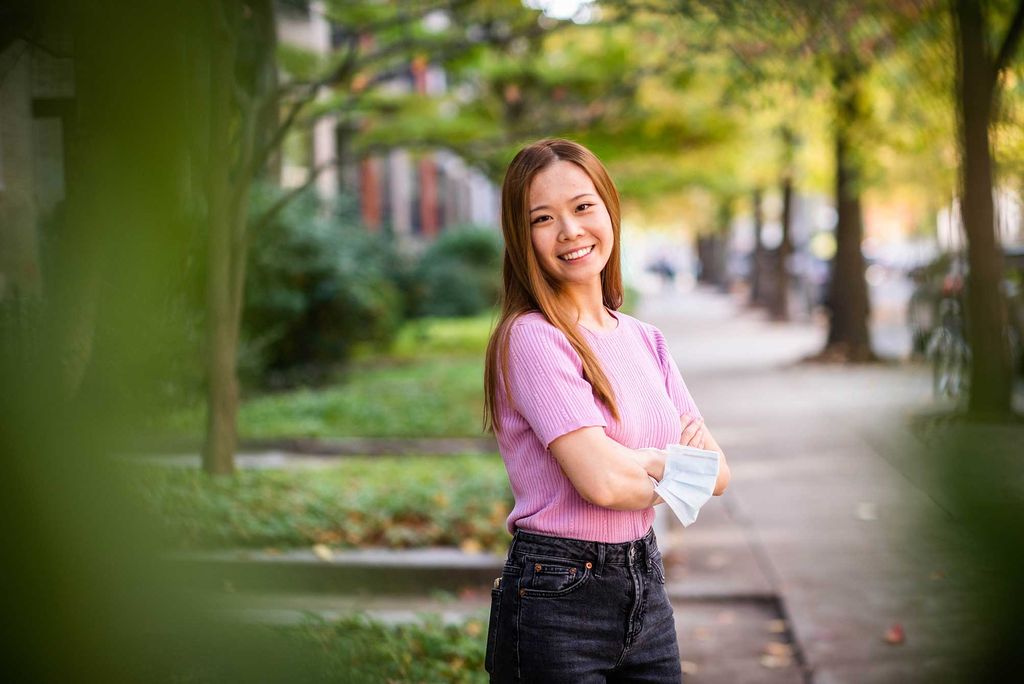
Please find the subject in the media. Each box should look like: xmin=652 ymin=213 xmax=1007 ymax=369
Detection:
xmin=640 ymin=285 xmax=980 ymax=684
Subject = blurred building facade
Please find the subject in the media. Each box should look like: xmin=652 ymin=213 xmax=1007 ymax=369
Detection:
xmin=0 ymin=5 xmax=500 ymax=305
xmin=275 ymin=1 xmax=499 ymax=247
xmin=0 ymin=27 xmax=74 ymax=301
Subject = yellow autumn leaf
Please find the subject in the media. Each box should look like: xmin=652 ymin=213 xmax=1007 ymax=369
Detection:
xmin=460 ymin=538 xmax=483 ymax=554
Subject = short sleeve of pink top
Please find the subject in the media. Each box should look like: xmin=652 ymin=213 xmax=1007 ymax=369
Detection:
xmin=494 ymin=309 xmax=702 ymax=543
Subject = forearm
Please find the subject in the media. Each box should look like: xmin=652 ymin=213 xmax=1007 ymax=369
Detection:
xmin=702 ymin=431 xmax=731 ymax=496
xmin=602 ymin=444 xmax=664 ymax=511
xmin=548 ymin=427 xmax=665 ymax=510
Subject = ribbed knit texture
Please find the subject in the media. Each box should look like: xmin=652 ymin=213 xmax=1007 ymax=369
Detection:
xmin=494 ymin=309 xmax=702 ymax=543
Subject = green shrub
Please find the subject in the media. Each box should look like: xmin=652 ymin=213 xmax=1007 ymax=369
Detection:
xmin=243 ymin=185 xmax=406 ymax=388
xmin=405 ymin=227 xmax=502 ymax=318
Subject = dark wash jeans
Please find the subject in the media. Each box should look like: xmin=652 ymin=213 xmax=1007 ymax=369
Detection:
xmin=485 ymin=526 xmax=683 ymax=683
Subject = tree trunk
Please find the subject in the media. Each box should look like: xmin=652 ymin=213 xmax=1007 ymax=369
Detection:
xmin=768 ymin=173 xmax=794 ymax=321
xmin=954 ymin=0 xmax=1013 ymax=416
xmin=697 ymin=197 xmax=732 ymax=288
xmin=202 ymin=12 xmax=239 ymax=476
xmin=823 ymin=60 xmax=875 ymax=361
xmin=201 ymin=0 xmax=278 ymax=475
xmin=749 ymin=187 xmax=765 ymax=306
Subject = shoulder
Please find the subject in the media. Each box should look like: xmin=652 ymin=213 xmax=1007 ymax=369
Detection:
xmin=504 ymin=311 xmax=582 ymax=369
xmin=613 ymin=310 xmax=664 ymax=345
xmin=508 ymin=311 xmax=573 ymax=351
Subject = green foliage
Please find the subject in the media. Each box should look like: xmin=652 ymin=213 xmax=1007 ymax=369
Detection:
xmin=127 ymin=455 xmax=513 ymax=552
xmin=276 ymin=42 xmax=323 ymax=82
xmin=285 ymin=612 xmax=488 ymax=683
xmin=387 ymin=313 xmax=496 ymax=360
xmin=156 ymin=353 xmax=485 ymax=439
xmin=243 ymin=184 xmax=406 ymax=387
xmin=404 ymin=227 xmax=503 ymax=318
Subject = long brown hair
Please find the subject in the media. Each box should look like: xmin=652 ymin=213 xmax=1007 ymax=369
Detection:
xmin=483 ymin=138 xmax=624 ymax=435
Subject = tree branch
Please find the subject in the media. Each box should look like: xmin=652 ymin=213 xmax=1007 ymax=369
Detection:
xmin=993 ymin=0 xmax=1024 ymax=77
xmin=250 ymin=159 xmax=337 ymax=234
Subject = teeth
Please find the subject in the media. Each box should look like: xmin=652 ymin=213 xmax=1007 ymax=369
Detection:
xmin=560 ymin=245 xmax=594 ymax=261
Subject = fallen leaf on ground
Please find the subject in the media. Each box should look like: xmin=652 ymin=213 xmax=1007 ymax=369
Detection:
xmin=706 ymin=552 xmax=729 ymax=569
xmin=855 ymin=501 xmax=877 ymax=521
xmin=681 ymin=661 xmax=699 ymax=675
xmin=762 ymin=642 xmax=793 ymax=657
xmin=929 ymin=569 xmax=946 ymax=580
xmin=460 ymin=538 xmax=483 ymax=554
xmin=883 ymin=623 xmax=905 ymax=645
xmin=312 ymin=543 xmax=333 ymax=561
xmin=766 ymin=619 xmax=787 ymax=633
xmin=760 ymin=654 xmax=793 ymax=669
xmin=458 ymin=586 xmax=485 ymax=600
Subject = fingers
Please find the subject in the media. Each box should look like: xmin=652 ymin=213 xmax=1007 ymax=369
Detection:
xmin=680 ymin=415 xmax=704 ymax=447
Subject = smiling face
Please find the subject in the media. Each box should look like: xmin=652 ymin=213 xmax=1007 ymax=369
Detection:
xmin=528 ymin=160 xmax=614 ymax=291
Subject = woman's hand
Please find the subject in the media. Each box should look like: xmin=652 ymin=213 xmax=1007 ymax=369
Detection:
xmin=680 ymin=414 xmax=707 ymax=449
xmin=633 ymin=447 xmax=666 ymax=481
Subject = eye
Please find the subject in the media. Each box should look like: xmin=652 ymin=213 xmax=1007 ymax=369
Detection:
xmin=576 ymin=202 xmax=594 ymax=212
xmin=531 ymin=214 xmax=552 ymax=225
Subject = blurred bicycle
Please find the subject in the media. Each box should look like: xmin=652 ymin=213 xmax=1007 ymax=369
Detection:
xmin=926 ymin=273 xmax=971 ymax=400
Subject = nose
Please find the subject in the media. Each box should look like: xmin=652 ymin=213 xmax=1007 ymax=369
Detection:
xmin=558 ymin=214 xmax=585 ymax=241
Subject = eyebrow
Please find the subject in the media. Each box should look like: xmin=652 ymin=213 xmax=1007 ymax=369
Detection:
xmin=530 ymin=193 xmax=596 ymax=213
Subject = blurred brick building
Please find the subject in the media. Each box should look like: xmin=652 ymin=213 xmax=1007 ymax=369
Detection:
xmin=276 ymin=1 xmax=499 ymax=247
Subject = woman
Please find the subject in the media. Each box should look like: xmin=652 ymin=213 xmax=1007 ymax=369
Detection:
xmin=481 ymin=138 xmax=731 ymax=683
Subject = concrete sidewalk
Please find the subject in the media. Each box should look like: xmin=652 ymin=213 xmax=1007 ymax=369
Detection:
xmin=639 ymin=286 xmax=979 ymax=684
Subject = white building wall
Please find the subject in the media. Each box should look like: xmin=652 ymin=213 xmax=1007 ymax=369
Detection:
xmin=389 ymin=149 xmax=413 ymax=236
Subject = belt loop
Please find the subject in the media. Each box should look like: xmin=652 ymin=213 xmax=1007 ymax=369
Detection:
xmin=508 ymin=529 xmax=520 ymax=561
xmin=643 ymin=528 xmax=651 ymax=573
xmin=595 ymin=544 xmax=606 ymax=577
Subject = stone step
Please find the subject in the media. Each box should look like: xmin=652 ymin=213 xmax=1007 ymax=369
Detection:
xmin=200 ymin=591 xmax=492 ymax=627
xmin=167 ymin=547 xmax=505 ymax=596
xmin=127 ymin=436 xmax=499 ymax=463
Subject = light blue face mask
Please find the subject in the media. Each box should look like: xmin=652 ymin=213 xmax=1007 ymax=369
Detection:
xmin=640 ymin=444 xmax=720 ymax=527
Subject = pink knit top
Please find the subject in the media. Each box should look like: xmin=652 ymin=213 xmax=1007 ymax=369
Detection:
xmin=494 ymin=308 xmax=703 ymax=543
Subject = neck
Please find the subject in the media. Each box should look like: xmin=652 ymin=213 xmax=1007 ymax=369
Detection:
xmin=556 ymin=281 xmax=609 ymax=328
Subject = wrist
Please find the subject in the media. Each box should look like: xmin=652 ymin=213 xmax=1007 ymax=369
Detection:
xmin=639 ymin=447 xmax=666 ymax=481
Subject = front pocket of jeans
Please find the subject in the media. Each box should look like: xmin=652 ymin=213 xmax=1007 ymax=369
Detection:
xmin=519 ymin=554 xmax=592 ymax=597
xmin=651 ymin=552 xmax=667 ymax=584
xmin=484 ymin=583 xmax=502 ymax=673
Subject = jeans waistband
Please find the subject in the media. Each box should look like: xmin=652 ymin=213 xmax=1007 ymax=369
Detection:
xmin=509 ymin=526 xmax=657 ymax=571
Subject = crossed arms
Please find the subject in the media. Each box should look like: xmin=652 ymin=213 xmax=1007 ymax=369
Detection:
xmin=547 ymin=415 xmax=732 ymax=511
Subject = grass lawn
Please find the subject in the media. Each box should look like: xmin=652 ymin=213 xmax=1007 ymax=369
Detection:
xmin=288 ymin=612 xmax=488 ymax=683
xmin=128 ymin=453 xmax=513 ymax=552
xmin=154 ymin=314 xmax=494 ymax=440
xmin=168 ymin=612 xmax=488 ymax=683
